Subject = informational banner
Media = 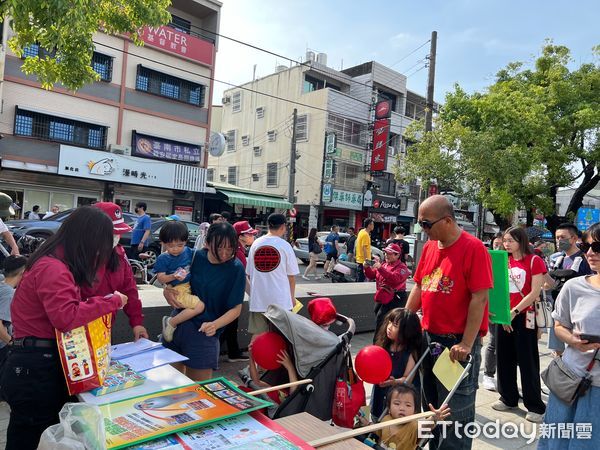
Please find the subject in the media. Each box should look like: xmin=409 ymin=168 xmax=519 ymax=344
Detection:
xmin=324 ymin=159 xmax=334 ymax=179
xmin=132 ymin=131 xmax=202 ymax=164
xmin=139 ymin=26 xmax=214 ymax=66
xmin=329 ymin=188 xmax=364 ymax=211
xmin=174 ymin=206 xmax=193 ymax=222
xmin=322 ymin=183 xmax=332 ymax=202
xmin=371 ymin=118 xmax=389 ymax=172
xmin=101 ymin=378 xmax=272 ymax=449
xmin=325 ymin=132 xmax=337 ymax=154
xmin=371 ymin=194 xmax=402 ymax=215
xmin=576 ymin=207 xmax=600 ymax=231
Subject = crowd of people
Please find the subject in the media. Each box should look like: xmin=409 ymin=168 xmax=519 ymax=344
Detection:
xmin=0 ymin=191 xmax=598 ymax=449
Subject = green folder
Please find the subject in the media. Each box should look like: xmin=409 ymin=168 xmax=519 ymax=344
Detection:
xmin=488 ymin=250 xmax=511 ymax=325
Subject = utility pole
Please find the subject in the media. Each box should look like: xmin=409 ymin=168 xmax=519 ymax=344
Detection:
xmin=288 ymin=108 xmax=298 ymax=204
xmin=424 ymin=31 xmax=437 ymax=132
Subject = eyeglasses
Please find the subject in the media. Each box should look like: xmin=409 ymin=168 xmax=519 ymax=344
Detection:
xmin=418 ymin=217 xmax=446 ymax=229
xmin=578 ymin=241 xmax=600 ymax=254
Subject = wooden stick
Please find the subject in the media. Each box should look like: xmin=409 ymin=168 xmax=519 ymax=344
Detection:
xmin=249 ymin=378 xmax=313 ymax=396
xmin=308 ymin=411 xmax=435 ymax=447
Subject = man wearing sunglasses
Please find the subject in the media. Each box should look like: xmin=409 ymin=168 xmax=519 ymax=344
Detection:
xmin=406 ymin=195 xmax=493 ymax=450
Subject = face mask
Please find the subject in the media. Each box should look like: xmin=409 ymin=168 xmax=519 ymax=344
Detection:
xmin=557 ymin=239 xmax=571 ymax=252
xmin=113 ymin=235 xmax=120 ymax=248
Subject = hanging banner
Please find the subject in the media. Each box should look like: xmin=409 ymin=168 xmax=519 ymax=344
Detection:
xmin=371 ymin=118 xmax=389 ymax=172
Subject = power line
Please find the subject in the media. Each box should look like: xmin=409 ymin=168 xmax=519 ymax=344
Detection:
xmin=387 ymin=40 xmax=431 ymax=69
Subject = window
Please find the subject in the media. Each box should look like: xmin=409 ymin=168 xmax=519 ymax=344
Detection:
xmin=135 ymin=65 xmax=205 ymax=107
xmin=14 ymin=107 xmax=107 ymax=150
xmin=405 ymin=101 xmax=416 ymax=119
xmin=267 ymin=130 xmax=277 ymax=142
xmin=327 ymin=114 xmax=367 ymax=147
xmin=207 ymin=168 xmax=214 ymax=182
xmin=91 ymin=52 xmax=113 ymax=82
xmin=232 ymin=91 xmax=242 ymax=113
xmin=267 ymin=163 xmax=278 ymax=187
xmin=226 ymin=130 xmax=236 ymax=152
xmin=253 ymin=146 xmax=262 ymax=157
xmin=227 ymin=166 xmax=237 ymax=185
xmin=23 ymin=43 xmax=42 ymax=58
xmin=169 ymin=15 xmax=191 ymax=34
xmin=256 ymin=107 xmax=264 ymax=119
xmin=378 ymin=173 xmax=397 ymax=196
xmin=296 ymin=114 xmax=308 ymax=141
xmin=303 ymin=75 xmax=324 ymax=93
xmin=241 ymin=135 xmax=250 ymax=146
xmin=336 ymin=162 xmax=363 ymax=190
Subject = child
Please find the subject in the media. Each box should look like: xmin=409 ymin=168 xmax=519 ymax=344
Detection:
xmin=156 ymin=221 xmax=205 ymax=342
xmin=0 ymin=255 xmax=27 ymax=365
xmin=371 ymin=308 xmax=422 ymax=420
xmin=375 ymin=384 xmax=450 ymax=449
xmin=307 ymin=297 xmax=337 ymax=329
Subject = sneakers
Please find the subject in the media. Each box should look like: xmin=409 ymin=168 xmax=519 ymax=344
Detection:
xmin=228 ymin=353 xmax=249 ymax=362
xmin=525 ymin=412 xmax=544 ymax=423
xmin=491 ymin=400 xmax=517 ymax=412
xmin=161 ymin=316 xmax=177 ymax=342
xmin=482 ymin=375 xmax=497 ymax=391
xmin=302 ymin=275 xmax=310 ymax=280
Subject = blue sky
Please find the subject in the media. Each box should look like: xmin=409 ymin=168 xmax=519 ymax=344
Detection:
xmin=213 ymin=0 xmax=599 ymax=104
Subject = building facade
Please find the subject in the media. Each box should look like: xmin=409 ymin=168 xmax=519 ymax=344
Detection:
xmin=210 ymin=54 xmax=427 ymax=240
xmin=0 ymin=0 xmax=221 ymax=221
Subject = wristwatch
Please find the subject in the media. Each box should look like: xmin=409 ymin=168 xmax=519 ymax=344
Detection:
xmin=512 ymin=308 xmax=520 ymax=315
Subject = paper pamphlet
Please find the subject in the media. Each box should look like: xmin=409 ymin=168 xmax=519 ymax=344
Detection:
xmin=101 ymin=377 xmax=273 ymax=449
xmin=292 ymin=299 xmax=303 ymax=314
xmin=432 ymin=348 xmax=465 ymax=391
xmin=118 ymin=347 xmax=188 ymax=373
xmin=111 ymin=339 xmax=163 ymax=360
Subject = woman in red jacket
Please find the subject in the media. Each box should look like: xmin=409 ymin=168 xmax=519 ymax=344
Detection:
xmin=82 ymin=202 xmax=148 ymax=341
xmin=1 ymin=206 xmax=127 ymax=450
xmin=364 ymin=243 xmax=411 ymax=340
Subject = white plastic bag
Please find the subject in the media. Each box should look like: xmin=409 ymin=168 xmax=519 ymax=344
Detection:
xmin=38 ymin=403 xmax=106 ymax=450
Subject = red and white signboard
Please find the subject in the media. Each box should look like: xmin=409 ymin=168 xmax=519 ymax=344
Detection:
xmin=371 ymin=118 xmax=390 ymax=172
xmin=139 ymin=26 xmax=214 ymax=66
xmin=174 ymin=205 xmax=193 ymax=221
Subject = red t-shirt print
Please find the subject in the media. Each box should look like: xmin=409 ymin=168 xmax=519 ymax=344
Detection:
xmin=253 ymin=246 xmax=281 ymax=272
xmin=414 ymin=231 xmax=494 ymax=335
xmin=508 ymin=254 xmax=547 ymax=310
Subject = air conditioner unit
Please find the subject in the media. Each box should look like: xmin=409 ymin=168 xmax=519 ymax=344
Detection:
xmin=389 ymin=146 xmax=396 ymax=156
xmin=109 ymin=144 xmax=131 ymax=156
xmin=220 ymin=174 xmax=226 ymax=182
xmin=222 ymin=96 xmax=231 ymax=104
xmin=252 ymin=173 xmax=260 ymax=181
xmin=253 ymin=146 xmax=262 ymax=157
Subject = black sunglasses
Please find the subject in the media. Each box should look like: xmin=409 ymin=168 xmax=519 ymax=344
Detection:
xmin=418 ymin=217 xmax=446 ymax=229
xmin=578 ymin=241 xmax=600 ymax=254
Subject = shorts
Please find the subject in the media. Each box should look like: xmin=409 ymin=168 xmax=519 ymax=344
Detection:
xmin=162 ymin=319 xmax=220 ymax=370
xmin=248 ymin=312 xmax=270 ymax=335
xmin=173 ymin=282 xmax=201 ymax=309
xmin=309 ymin=252 xmax=319 ymax=263
xmin=326 ymin=251 xmax=338 ymax=261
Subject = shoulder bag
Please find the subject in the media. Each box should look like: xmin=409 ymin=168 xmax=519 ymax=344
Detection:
xmin=541 ymin=349 xmax=598 ymax=405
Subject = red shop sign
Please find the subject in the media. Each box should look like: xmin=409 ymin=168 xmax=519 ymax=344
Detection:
xmin=139 ymin=26 xmax=214 ymax=66
xmin=371 ymin=118 xmax=389 ymax=172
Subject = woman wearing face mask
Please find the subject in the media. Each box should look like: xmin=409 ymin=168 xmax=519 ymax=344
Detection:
xmin=79 ymin=202 xmax=148 ymax=341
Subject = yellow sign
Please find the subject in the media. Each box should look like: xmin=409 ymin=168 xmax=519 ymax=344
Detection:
xmin=432 ymin=348 xmax=465 ymax=391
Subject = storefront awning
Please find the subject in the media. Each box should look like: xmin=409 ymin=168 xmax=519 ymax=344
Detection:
xmin=218 ymin=189 xmax=293 ymax=209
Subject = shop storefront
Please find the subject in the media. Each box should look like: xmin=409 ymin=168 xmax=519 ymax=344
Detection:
xmin=366 ymin=192 xmax=406 ymax=241
xmin=321 ymin=185 xmax=363 ymax=230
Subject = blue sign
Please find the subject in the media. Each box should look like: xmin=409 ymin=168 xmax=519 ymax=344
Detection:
xmin=576 ymin=207 xmax=600 ymax=231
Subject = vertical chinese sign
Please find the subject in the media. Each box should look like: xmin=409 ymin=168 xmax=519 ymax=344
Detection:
xmin=371 ymin=100 xmax=391 ymax=172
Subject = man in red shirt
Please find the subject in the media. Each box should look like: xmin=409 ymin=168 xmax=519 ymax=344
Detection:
xmin=406 ymin=195 xmax=493 ymax=450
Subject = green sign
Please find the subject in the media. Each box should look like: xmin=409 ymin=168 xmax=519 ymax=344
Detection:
xmin=324 ymin=159 xmax=334 ymax=179
xmin=325 ymin=133 xmax=337 ymax=154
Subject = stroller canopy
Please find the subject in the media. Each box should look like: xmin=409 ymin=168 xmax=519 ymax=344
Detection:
xmin=264 ymin=305 xmax=341 ymax=378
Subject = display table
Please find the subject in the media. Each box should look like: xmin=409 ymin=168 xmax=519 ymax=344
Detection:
xmin=275 ymin=412 xmax=371 ymax=449
xmin=78 ymin=364 xmax=193 ymax=405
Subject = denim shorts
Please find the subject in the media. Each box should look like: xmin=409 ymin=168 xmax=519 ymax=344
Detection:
xmin=162 ymin=319 xmax=220 ymax=370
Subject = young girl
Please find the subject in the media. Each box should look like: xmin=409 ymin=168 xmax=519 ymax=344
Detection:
xmin=371 ymin=308 xmax=422 ymax=420
xmin=375 ymin=384 xmax=450 ymax=449
xmin=0 ymin=255 xmax=27 ymax=365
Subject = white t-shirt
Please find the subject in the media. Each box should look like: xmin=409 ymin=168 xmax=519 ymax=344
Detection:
xmin=247 ymin=234 xmax=300 ymax=312
xmin=0 ymin=218 xmax=7 ymax=233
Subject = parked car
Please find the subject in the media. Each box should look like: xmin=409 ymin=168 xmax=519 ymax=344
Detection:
xmin=119 ymin=219 xmax=201 ymax=268
xmin=294 ymin=231 xmax=383 ymax=264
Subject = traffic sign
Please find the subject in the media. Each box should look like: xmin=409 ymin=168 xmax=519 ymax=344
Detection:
xmin=289 ymin=207 xmax=297 ymax=217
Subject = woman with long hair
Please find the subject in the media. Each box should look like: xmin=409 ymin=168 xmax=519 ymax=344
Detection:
xmin=163 ymin=222 xmax=246 ymax=381
xmin=1 ymin=206 xmax=127 ymax=450
xmin=492 ymin=226 xmax=546 ymax=423
xmin=538 ymin=223 xmax=600 ymax=449
xmin=303 ymin=227 xmax=320 ymax=280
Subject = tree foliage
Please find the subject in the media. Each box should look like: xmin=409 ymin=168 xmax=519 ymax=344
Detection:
xmin=3 ymin=0 xmax=172 ymax=90
xmin=398 ymin=42 xmax=600 ymax=231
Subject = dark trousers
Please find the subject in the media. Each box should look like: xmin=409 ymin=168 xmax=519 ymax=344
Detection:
xmin=356 ymin=264 xmax=365 ymax=282
xmin=1 ymin=346 xmax=71 ymax=450
xmin=126 ymin=244 xmax=147 ymax=260
xmin=484 ymin=323 xmax=497 ymax=377
xmin=496 ymin=313 xmax=546 ymax=414
xmin=372 ymin=290 xmax=408 ymax=343
xmin=220 ymin=317 xmax=242 ymax=358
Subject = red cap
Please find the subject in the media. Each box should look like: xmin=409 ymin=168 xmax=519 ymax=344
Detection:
xmin=233 ymin=220 xmax=258 ymax=236
xmin=307 ymin=297 xmax=337 ymax=326
xmin=383 ymin=243 xmax=402 ymax=254
xmin=93 ymin=202 xmax=132 ymax=234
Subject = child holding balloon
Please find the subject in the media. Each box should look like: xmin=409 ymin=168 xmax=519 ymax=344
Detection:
xmin=370 ymin=308 xmax=423 ymax=420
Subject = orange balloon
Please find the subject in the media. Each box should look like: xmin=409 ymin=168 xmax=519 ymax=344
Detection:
xmin=355 ymin=345 xmax=392 ymax=384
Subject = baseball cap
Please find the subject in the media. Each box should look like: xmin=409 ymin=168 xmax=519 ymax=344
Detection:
xmin=93 ymin=202 xmax=132 ymax=234
xmin=383 ymin=243 xmax=402 ymax=254
xmin=233 ymin=220 xmax=258 ymax=236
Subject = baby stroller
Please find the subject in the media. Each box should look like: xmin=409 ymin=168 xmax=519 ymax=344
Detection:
xmin=245 ymin=304 xmax=356 ymax=420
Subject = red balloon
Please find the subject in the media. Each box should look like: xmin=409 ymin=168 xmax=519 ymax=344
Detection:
xmin=355 ymin=345 xmax=392 ymax=384
xmin=251 ymin=332 xmax=287 ymax=370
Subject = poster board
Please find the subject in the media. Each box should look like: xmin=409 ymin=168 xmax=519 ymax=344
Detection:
xmin=488 ymin=250 xmax=511 ymax=325
xmin=100 ymin=378 xmax=272 ymax=449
